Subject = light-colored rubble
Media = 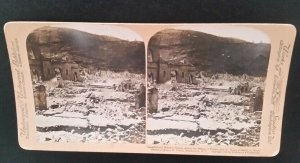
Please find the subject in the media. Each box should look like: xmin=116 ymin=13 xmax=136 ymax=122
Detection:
xmin=147 ymin=74 xmax=264 ymax=147
xmin=36 ymin=115 xmax=89 ymax=128
xmin=36 ymin=71 xmax=146 ymax=144
xmin=147 ymin=118 xmax=199 ymax=131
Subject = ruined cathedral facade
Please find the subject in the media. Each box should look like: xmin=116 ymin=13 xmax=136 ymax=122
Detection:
xmin=147 ymin=47 xmax=196 ymax=84
xmin=28 ymin=49 xmax=81 ymax=82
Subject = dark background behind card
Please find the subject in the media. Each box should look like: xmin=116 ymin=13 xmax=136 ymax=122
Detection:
xmin=0 ymin=0 xmax=299 ymax=162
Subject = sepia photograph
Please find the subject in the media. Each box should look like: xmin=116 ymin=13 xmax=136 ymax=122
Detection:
xmin=27 ymin=25 xmax=146 ymax=144
xmin=4 ymin=22 xmax=296 ymax=156
xmin=147 ymin=26 xmax=271 ymax=146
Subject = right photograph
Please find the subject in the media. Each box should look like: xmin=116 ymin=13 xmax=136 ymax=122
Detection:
xmin=146 ymin=26 xmax=271 ymax=146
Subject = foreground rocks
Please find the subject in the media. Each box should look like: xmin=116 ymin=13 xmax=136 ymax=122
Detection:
xmin=147 ymin=75 xmax=263 ymax=147
xmin=36 ymin=71 xmax=146 ymax=144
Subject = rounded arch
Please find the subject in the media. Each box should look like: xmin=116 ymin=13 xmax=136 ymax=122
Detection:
xmin=148 ymin=72 xmax=154 ymax=83
xmin=73 ymin=71 xmax=78 ymax=81
xmin=170 ymin=70 xmax=178 ymax=81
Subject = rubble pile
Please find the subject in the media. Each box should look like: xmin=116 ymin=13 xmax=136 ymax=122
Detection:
xmin=147 ymin=75 xmax=264 ymax=147
xmin=36 ymin=71 xmax=145 ymax=144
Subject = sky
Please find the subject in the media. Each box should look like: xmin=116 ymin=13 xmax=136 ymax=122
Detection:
xmin=52 ymin=24 xmax=143 ymax=41
xmin=174 ymin=25 xmax=270 ymax=43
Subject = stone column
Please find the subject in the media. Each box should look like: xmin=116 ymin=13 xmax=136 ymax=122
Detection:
xmin=33 ymin=84 xmax=47 ymax=111
xmin=254 ymin=87 xmax=263 ymax=112
xmin=249 ymin=87 xmax=263 ymax=112
xmin=147 ymin=87 xmax=158 ymax=113
xmin=135 ymin=84 xmax=146 ymax=109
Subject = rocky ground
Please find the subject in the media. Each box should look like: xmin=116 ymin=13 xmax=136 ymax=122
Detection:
xmin=36 ymin=71 xmax=146 ymax=144
xmin=147 ymin=75 xmax=264 ymax=147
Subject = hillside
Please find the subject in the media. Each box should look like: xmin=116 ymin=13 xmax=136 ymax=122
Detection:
xmin=26 ymin=26 xmax=145 ymax=73
xmin=148 ymin=29 xmax=271 ymax=76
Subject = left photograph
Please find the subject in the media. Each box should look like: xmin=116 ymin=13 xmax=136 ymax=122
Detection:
xmin=26 ymin=25 xmax=146 ymax=144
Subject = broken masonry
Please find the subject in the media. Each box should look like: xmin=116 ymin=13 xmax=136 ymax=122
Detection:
xmin=147 ymin=87 xmax=159 ymax=113
xmin=33 ymin=84 xmax=47 ymax=111
xmin=135 ymin=84 xmax=146 ymax=109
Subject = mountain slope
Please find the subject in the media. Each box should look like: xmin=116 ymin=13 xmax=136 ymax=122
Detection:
xmin=148 ymin=29 xmax=271 ymax=76
xmin=26 ymin=26 xmax=145 ymax=73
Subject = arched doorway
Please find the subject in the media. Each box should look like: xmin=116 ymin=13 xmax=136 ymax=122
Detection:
xmin=73 ymin=72 xmax=78 ymax=81
xmin=54 ymin=67 xmax=62 ymax=79
xmin=148 ymin=72 xmax=154 ymax=83
xmin=170 ymin=70 xmax=178 ymax=81
xmin=32 ymin=69 xmax=39 ymax=82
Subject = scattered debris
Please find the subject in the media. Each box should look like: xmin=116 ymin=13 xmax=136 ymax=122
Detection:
xmin=36 ymin=70 xmax=146 ymax=144
xmin=147 ymin=73 xmax=264 ymax=147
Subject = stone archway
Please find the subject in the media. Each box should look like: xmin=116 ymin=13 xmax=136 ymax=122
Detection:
xmin=54 ymin=67 xmax=62 ymax=75
xmin=32 ymin=69 xmax=40 ymax=82
xmin=170 ymin=70 xmax=178 ymax=82
xmin=148 ymin=72 xmax=154 ymax=83
xmin=73 ymin=72 xmax=78 ymax=81
xmin=54 ymin=67 xmax=63 ymax=80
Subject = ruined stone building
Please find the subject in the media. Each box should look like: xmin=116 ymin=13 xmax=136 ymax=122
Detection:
xmin=147 ymin=48 xmax=196 ymax=84
xmin=27 ymin=42 xmax=82 ymax=82
xmin=26 ymin=27 xmax=82 ymax=82
xmin=29 ymin=57 xmax=82 ymax=82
